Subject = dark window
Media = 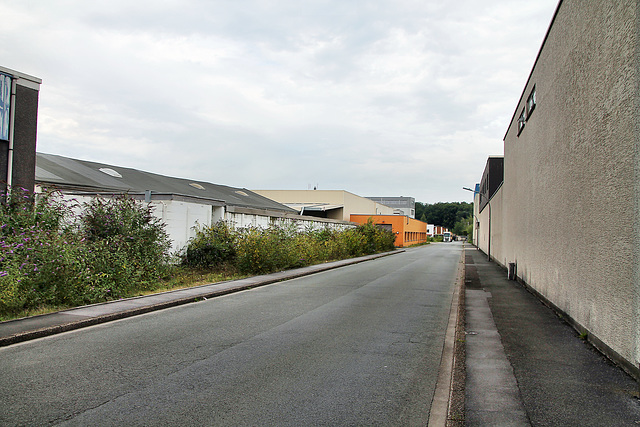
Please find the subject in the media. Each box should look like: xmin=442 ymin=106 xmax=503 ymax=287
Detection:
xmin=526 ymin=85 xmax=536 ymax=118
xmin=517 ymin=108 xmax=526 ymax=135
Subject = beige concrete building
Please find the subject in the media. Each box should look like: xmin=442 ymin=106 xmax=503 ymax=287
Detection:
xmin=473 ymin=0 xmax=639 ymax=377
xmin=252 ymin=190 xmax=394 ymax=222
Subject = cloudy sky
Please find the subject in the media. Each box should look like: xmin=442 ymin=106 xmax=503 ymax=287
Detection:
xmin=1 ymin=0 xmax=557 ymax=204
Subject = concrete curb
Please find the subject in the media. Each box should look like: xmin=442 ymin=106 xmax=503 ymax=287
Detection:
xmin=0 ymin=250 xmax=402 ymax=347
xmin=428 ymin=246 xmax=466 ymax=426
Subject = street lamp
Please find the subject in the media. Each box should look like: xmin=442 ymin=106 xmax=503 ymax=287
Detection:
xmin=463 ymin=186 xmax=491 ymax=262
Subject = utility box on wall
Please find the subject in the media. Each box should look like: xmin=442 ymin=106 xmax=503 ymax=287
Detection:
xmin=0 ymin=66 xmax=41 ymax=195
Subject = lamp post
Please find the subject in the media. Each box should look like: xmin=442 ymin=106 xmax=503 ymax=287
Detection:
xmin=463 ymin=186 xmax=491 ymax=261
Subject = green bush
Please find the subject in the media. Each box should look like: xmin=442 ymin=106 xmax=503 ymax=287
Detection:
xmin=180 ymin=221 xmax=236 ymax=268
xmin=181 ymin=219 xmax=396 ymax=275
xmin=0 ymin=188 xmax=396 ymax=317
xmin=0 ymin=189 xmax=172 ymax=315
xmin=355 ymin=219 xmax=397 ymax=254
xmin=0 ymin=188 xmax=74 ymax=311
xmin=465 ymin=221 xmax=474 ymax=244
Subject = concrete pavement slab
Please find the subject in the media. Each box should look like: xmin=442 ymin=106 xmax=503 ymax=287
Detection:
xmin=465 ymin=287 xmax=529 ymax=426
xmin=464 ymin=247 xmax=640 ymax=426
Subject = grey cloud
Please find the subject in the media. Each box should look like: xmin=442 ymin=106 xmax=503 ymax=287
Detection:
xmin=3 ymin=0 xmax=557 ymax=203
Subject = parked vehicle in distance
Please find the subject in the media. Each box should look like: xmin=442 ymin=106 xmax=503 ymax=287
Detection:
xmin=443 ymin=232 xmax=452 ymax=242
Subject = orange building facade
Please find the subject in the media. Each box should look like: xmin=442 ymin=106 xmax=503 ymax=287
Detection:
xmin=350 ymin=214 xmax=428 ymax=247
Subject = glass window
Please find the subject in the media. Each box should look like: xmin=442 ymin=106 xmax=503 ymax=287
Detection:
xmin=517 ymin=108 xmax=526 ymax=135
xmin=526 ymin=86 xmax=536 ymax=118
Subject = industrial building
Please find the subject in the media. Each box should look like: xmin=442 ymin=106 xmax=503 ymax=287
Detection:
xmin=36 ymin=153 xmax=353 ymax=254
xmin=471 ymin=0 xmax=639 ymax=378
xmin=350 ymin=214 xmax=427 ymax=248
xmin=366 ymin=196 xmax=416 ymax=218
xmin=251 ymin=189 xmax=394 ymax=221
xmin=0 ymin=66 xmax=41 ymax=195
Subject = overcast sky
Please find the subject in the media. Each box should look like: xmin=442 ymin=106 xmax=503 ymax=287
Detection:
xmin=1 ymin=1 xmax=557 ymax=204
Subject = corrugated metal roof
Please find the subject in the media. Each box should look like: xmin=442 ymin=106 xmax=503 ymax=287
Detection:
xmin=35 ymin=153 xmax=296 ymax=213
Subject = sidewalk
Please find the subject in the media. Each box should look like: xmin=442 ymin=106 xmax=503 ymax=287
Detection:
xmin=464 ymin=247 xmax=640 ymax=426
xmin=0 ymin=251 xmax=400 ymax=347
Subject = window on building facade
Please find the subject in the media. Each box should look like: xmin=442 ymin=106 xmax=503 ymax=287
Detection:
xmin=517 ymin=108 xmax=526 ymax=135
xmin=517 ymin=86 xmax=536 ymax=137
xmin=526 ymin=85 xmax=536 ymax=118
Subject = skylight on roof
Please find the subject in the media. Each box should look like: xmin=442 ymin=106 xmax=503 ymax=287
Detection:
xmin=99 ymin=168 xmax=122 ymax=178
xmin=235 ymin=190 xmax=249 ymax=196
xmin=189 ymin=183 xmax=205 ymax=190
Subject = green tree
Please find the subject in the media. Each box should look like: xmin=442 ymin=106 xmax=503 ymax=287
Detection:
xmin=415 ymin=202 xmax=427 ymax=221
xmin=452 ymin=216 xmax=472 ymax=236
xmin=419 ymin=202 xmax=473 ymax=230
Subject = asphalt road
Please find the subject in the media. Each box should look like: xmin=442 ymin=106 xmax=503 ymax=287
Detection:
xmin=1 ymin=243 xmax=462 ymax=426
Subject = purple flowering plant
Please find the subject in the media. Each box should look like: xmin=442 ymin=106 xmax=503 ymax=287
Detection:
xmin=0 ymin=189 xmax=171 ymax=316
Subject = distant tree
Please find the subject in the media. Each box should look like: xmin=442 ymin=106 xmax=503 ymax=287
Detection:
xmin=452 ymin=216 xmax=472 ymax=236
xmin=419 ymin=202 xmax=473 ymax=230
xmin=415 ymin=202 xmax=427 ymax=221
xmin=465 ymin=221 xmax=474 ymax=244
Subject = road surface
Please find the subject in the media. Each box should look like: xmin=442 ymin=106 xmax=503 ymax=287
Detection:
xmin=1 ymin=243 xmax=462 ymax=426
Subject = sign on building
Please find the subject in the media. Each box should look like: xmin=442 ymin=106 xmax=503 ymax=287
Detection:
xmin=0 ymin=72 xmax=10 ymax=141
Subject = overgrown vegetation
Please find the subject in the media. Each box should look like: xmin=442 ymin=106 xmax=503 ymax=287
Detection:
xmin=180 ymin=219 xmax=396 ymax=274
xmin=0 ymin=189 xmax=172 ymax=318
xmin=0 ymin=189 xmax=396 ymax=319
xmin=415 ymin=202 xmax=473 ymax=230
xmin=415 ymin=201 xmax=474 ymax=240
xmin=452 ymin=215 xmax=473 ymax=240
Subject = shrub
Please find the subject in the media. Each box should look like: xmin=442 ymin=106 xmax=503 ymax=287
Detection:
xmin=341 ymin=219 xmax=396 ymax=256
xmin=0 ymin=188 xmax=74 ymax=311
xmin=235 ymin=225 xmax=291 ymax=274
xmin=0 ymin=190 xmax=172 ymax=315
xmin=75 ymin=195 xmax=172 ymax=298
xmin=181 ymin=221 xmax=237 ymax=268
xmin=0 ymin=188 xmax=398 ymax=317
xmin=181 ymin=221 xmax=396 ymax=276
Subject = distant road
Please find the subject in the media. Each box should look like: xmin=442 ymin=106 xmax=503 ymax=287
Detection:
xmin=1 ymin=243 xmax=462 ymax=426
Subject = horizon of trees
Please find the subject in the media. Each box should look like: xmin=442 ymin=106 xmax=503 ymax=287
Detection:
xmin=415 ymin=202 xmax=473 ymax=232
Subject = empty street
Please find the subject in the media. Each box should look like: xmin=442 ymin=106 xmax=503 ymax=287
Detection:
xmin=1 ymin=243 xmax=461 ymax=426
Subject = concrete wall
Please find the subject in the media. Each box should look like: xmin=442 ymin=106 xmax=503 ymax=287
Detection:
xmin=47 ymin=191 xmax=354 ymax=256
xmin=475 ymin=185 xmax=504 ymax=266
xmin=497 ymin=0 xmax=639 ymax=370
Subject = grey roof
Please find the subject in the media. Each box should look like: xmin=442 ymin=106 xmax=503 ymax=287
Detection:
xmin=35 ymin=153 xmax=296 ymax=213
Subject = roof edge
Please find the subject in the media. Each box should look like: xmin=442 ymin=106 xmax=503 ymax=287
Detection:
xmin=503 ymin=0 xmax=563 ymax=140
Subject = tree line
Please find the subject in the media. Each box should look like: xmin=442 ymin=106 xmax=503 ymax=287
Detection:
xmin=415 ymin=202 xmax=473 ymax=236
